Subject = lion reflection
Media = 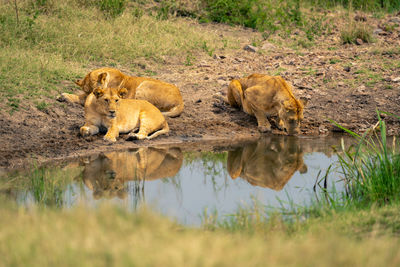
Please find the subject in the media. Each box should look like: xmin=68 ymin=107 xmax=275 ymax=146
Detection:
xmin=227 ymin=136 xmax=307 ymax=190
xmin=80 ymin=147 xmax=183 ymax=199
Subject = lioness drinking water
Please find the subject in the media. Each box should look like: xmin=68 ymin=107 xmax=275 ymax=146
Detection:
xmin=225 ymin=74 xmax=307 ymax=135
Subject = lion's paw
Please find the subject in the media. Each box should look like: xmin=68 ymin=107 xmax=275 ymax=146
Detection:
xmin=258 ymin=125 xmax=271 ymax=133
xmin=103 ymin=135 xmax=117 ymax=143
xmin=57 ymin=94 xmax=67 ymax=102
xmin=80 ymin=126 xmax=91 ymax=137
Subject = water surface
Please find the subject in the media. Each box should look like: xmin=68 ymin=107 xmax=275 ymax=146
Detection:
xmin=1 ymin=136 xmax=346 ymax=225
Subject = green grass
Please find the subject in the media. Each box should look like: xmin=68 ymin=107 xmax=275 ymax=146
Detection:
xmin=0 ymin=0 xmax=231 ymax=111
xmin=332 ymin=112 xmax=400 ymax=206
xmin=0 ymin=47 xmax=82 ymax=101
xmin=201 ymin=0 xmax=332 ymax=41
xmin=305 ymin=0 xmax=400 ymax=12
xmin=340 ymin=22 xmax=375 ymax=44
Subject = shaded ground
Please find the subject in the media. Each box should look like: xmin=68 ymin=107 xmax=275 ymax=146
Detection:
xmin=1 ymin=12 xmax=400 ymax=170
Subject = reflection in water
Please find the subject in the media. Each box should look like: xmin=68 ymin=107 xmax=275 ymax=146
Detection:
xmin=1 ymin=136 xmax=345 ymax=225
xmin=79 ymin=147 xmax=183 ymax=199
xmin=228 ymin=136 xmax=307 ymax=190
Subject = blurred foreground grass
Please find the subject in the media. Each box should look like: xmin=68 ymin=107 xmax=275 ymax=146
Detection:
xmin=0 ymin=199 xmax=400 ymax=266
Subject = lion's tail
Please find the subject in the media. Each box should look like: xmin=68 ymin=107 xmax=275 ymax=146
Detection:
xmin=162 ymin=102 xmax=184 ymax=118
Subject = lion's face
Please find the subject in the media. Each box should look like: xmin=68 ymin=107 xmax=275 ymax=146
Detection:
xmin=75 ymin=72 xmax=109 ymax=94
xmin=93 ymin=87 xmax=128 ymax=118
xmin=279 ymin=101 xmax=304 ymax=135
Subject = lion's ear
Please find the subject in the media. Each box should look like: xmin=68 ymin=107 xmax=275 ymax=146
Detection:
xmin=93 ymin=88 xmax=104 ymax=98
xmin=299 ymin=97 xmax=308 ymax=107
xmin=118 ymin=88 xmax=128 ymax=99
xmin=97 ymin=72 xmax=109 ymax=87
xmin=74 ymin=79 xmax=83 ymax=87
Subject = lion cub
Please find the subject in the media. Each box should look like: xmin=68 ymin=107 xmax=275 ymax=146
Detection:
xmin=226 ymin=74 xmax=307 ymax=135
xmin=80 ymin=87 xmax=169 ymax=142
xmin=62 ymin=67 xmax=184 ymax=117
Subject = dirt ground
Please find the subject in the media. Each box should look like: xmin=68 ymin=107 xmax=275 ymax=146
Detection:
xmin=1 ymin=12 xmax=400 ymax=171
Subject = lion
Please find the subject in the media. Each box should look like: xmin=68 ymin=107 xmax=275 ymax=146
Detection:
xmin=227 ymin=136 xmax=307 ymax=190
xmin=80 ymin=87 xmax=169 ymax=142
xmin=224 ymin=74 xmax=307 ymax=135
xmin=61 ymin=67 xmax=184 ymax=117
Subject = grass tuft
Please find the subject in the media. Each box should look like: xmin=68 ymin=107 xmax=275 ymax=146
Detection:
xmin=331 ymin=111 xmax=400 ymax=206
xmin=340 ymin=22 xmax=375 ymax=44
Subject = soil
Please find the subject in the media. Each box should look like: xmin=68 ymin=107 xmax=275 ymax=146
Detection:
xmin=1 ymin=12 xmax=400 ymax=171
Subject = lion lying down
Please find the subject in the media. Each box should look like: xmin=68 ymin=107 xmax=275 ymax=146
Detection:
xmin=62 ymin=67 xmax=184 ymax=117
xmin=80 ymin=87 xmax=169 ymax=142
xmin=225 ymin=74 xmax=307 ymax=135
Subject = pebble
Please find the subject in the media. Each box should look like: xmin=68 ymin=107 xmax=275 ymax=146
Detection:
xmin=261 ymin=42 xmax=275 ymax=50
xmin=243 ymin=45 xmax=258 ymax=53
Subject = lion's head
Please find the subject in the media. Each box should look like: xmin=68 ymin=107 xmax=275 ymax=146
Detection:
xmin=279 ymin=99 xmax=307 ymax=135
xmin=75 ymin=71 xmax=109 ymax=94
xmin=92 ymin=87 xmax=128 ymax=118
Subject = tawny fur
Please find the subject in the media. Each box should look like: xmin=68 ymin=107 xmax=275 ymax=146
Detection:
xmin=62 ymin=67 xmax=184 ymax=117
xmin=80 ymin=87 xmax=169 ymax=142
xmin=225 ymin=74 xmax=307 ymax=135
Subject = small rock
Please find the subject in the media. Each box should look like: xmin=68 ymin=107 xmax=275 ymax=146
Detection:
xmin=293 ymin=79 xmax=302 ymax=85
xmin=217 ymin=80 xmax=227 ymax=85
xmin=213 ymin=55 xmax=226 ymax=60
xmin=204 ymin=76 xmax=209 ymax=80
xmin=234 ymin=57 xmax=245 ymax=63
xmin=338 ymin=82 xmax=345 ymax=86
xmin=343 ymin=66 xmax=351 ymax=72
xmin=357 ymin=85 xmax=366 ymax=92
xmin=354 ymin=14 xmax=367 ymax=21
xmin=243 ymin=45 xmax=258 ymax=53
xmin=318 ymin=125 xmax=328 ymax=134
xmin=261 ymin=42 xmax=275 ymax=50
xmin=198 ymin=61 xmax=211 ymax=67
xmin=355 ymin=38 xmax=363 ymax=45
xmin=392 ymin=77 xmax=400 ymax=83
xmin=389 ymin=17 xmax=400 ymax=23
xmin=296 ymin=84 xmax=313 ymax=91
